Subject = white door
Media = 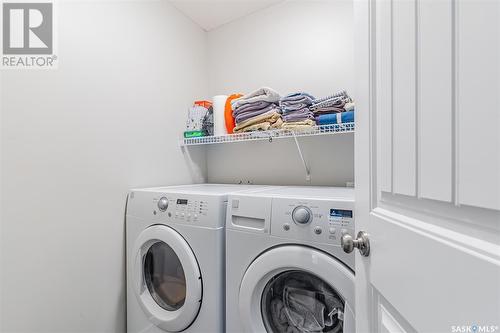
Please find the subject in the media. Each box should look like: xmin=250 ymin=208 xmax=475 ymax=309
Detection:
xmin=132 ymin=225 xmax=202 ymax=332
xmin=354 ymin=0 xmax=500 ymax=332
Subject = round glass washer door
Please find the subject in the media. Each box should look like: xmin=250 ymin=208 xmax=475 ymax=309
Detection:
xmin=239 ymin=245 xmax=355 ymax=333
xmin=133 ymin=225 xmax=202 ymax=332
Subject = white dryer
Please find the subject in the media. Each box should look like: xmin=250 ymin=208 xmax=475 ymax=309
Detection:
xmin=126 ymin=184 xmax=260 ymax=333
xmin=226 ymin=186 xmax=355 ymax=333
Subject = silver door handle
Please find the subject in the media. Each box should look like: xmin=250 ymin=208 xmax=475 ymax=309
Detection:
xmin=341 ymin=231 xmax=370 ymax=257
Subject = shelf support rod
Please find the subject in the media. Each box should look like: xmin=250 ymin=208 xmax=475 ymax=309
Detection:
xmin=292 ymin=132 xmax=311 ymax=182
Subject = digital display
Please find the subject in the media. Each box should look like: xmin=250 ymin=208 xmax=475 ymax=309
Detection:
xmin=176 ymin=199 xmax=188 ymax=205
xmin=330 ymin=209 xmax=353 ymax=218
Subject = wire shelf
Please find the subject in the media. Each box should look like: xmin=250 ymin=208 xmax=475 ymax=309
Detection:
xmin=180 ymin=122 xmax=354 ymax=146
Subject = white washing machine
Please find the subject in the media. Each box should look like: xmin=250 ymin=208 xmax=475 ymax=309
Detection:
xmin=226 ymin=186 xmax=355 ymax=333
xmin=126 ymin=184 xmax=262 ymax=333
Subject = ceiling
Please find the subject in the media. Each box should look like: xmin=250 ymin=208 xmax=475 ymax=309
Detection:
xmin=170 ymin=0 xmax=285 ymax=31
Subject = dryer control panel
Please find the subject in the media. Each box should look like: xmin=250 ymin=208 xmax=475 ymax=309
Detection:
xmin=270 ymin=198 xmax=355 ymax=246
xmin=149 ymin=194 xmax=224 ymax=228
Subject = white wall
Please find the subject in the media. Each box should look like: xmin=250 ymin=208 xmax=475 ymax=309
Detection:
xmin=0 ymin=2 xmax=207 ymax=332
xmin=206 ymin=0 xmax=355 ymax=186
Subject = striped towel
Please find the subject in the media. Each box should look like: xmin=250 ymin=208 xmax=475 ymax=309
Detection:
xmin=310 ymin=90 xmax=352 ymax=111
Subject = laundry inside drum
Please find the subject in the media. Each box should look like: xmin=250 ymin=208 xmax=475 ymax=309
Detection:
xmin=261 ymin=270 xmax=345 ymax=333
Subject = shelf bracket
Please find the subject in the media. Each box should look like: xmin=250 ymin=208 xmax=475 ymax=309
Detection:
xmin=292 ymin=132 xmax=311 ymax=182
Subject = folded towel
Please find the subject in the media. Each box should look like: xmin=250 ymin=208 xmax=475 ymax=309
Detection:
xmin=280 ymin=92 xmax=315 ymax=105
xmin=311 ymin=102 xmax=345 ymax=115
xmin=281 ymin=92 xmax=315 ymax=102
xmin=234 ymin=113 xmax=283 ymax=133
xmin=310 ymin=91 xmax=352 ymax=116
xmin=271 ymin=117 xmax=284 ymax=129
xmin=312 ymin=90 xmax=352 ymax=105
xmin=280 ymin=92 xmax=314 ymax=114
xmin=282 ymin=119 xmax=316 ymax=131
xmin=233 ymin=110 xmax=281 ymax=132
xmin=234 ymin=105 xmax=277 ymax=124
xmin=282 ymin=119 xmax=316 ymax=127
xmin=282 ymin=109 xmax=315 ymax=122
xmin=234 ymin=122 xmax=272 ymax=133
xmin=233 ymin=101 xmax=272 ymax=116
xmin=315 ymin=111 xmax=354 ymax=125
xmin=313 ymin=107 xmax=344 ymax=114
xmin=344 ymin=102 xmax=355 ymax=112
xmin=310 ymin=99 xmax=346 ymax=112
xmin=231 ymin=87 xmax=280 ymax=109
xmin=281 ymin=103 xmax=312 ymax=113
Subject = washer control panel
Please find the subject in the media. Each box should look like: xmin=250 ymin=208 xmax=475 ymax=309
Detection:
xmin=271 ymin=198 xmax=354 ymax=246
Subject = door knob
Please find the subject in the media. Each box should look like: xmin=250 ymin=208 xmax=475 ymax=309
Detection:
xmin=341 ymin=231 xmax=370 ymax=257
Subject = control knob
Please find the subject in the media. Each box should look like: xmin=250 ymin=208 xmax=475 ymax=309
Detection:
xmin=157 ymin=197 xmax=169 ymax=212
xmin=292 ymin=206 xmax=312 ymax=225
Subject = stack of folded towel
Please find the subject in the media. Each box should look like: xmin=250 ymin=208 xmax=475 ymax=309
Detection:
xmin=232 ymin=87 xmax=283 ymax=133
xmin=279 ymin=92 xmax=316 ymax=130
xmin=310 ymin=90 xmax=355 ymax=125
